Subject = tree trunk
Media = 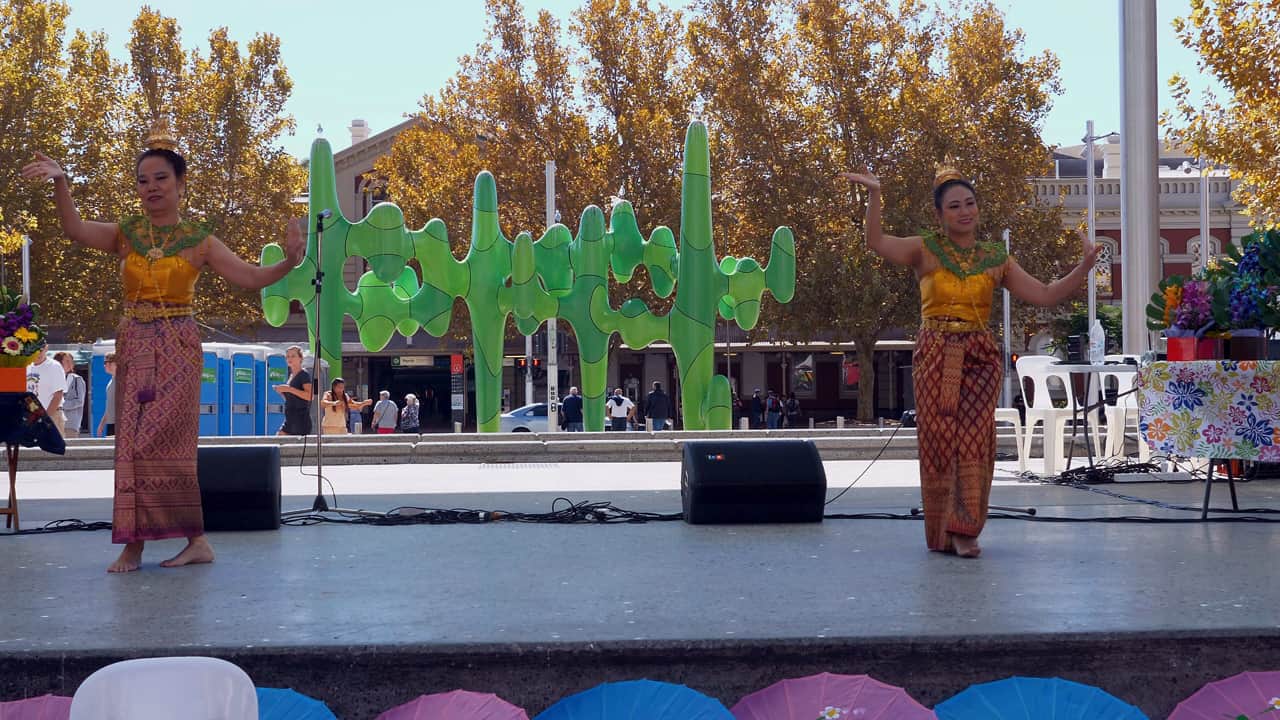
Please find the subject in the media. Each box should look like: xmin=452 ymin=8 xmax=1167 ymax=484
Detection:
xmin=855 ymin=334 xmax=877 ymax=422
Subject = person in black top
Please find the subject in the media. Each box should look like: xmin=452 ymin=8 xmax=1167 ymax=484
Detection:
xmin=275 ymin=345 xmax=313 ymax=435
xmin=644 ymin=381 xmax=671 ymax=430
xmin=561 ymin=386 xmax=584 ymax=431
xmin=749 ymin=388 xmax=764 ymax=429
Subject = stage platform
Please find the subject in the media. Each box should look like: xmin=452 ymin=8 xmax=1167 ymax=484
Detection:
xmin=3 ymin=459 xmax=1279 ymax=718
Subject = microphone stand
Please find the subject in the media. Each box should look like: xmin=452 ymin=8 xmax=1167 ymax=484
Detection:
xmin=282 ymin=210 xmax=384 ymax=520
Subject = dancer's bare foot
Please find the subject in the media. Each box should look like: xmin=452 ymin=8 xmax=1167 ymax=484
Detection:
xmin=951 ymin=534 xmax=982 ymax=558
xmin=108 ymin=542 xmax=145 ymax=573
xmin=159 ymin=536 xmax=215 ymax=568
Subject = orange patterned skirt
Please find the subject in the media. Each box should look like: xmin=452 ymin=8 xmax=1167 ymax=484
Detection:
xmin=111 ymin=316 xmax=204 ymax=544
xmin=912 ymin=328 xmax=1002 ymax=551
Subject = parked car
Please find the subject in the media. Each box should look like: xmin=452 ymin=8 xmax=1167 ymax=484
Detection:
xmin=500 ymin=403 xmax=550 ymax=432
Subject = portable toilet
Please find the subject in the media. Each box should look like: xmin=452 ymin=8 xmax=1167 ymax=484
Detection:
xmin=263 ymin=347 xmax=289 ymax=435
xmin=198 ymin=342 xmax=233 ymax=436
xmin=229 ymin=345 xmax=259 ymax=436
xmin=239 ymin=344 xmax=274 ymax=435
xmin=90 ymin=340 xmax=116 ymax=437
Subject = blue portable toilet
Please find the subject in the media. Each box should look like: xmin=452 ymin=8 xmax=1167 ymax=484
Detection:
xmin=229 ymin=345 xmax=258 ymax=436
xmin=198 ymin=343 xmax=222 ymax=436
xmin=240 ymin=344 xmax=273 ymax=436
xmin=199 ymin=342 xmax=234 ymax=436
xmin=263 ymin=347 xmax=289 ymax=435
xmin=90 ymin=340 xmax=115 ymax=437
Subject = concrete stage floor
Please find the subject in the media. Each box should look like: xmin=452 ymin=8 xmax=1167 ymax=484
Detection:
xmin=3 ymin=458 xmax=1279 ymax=718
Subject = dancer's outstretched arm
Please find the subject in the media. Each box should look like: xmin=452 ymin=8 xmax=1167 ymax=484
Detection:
xmin=839 ymin=172 xmax=922 ymax=269
xmin=21 ymin=152 xmax=119 ymax=252
xmin=1003 ymin=229 xmax=1102 ymax=307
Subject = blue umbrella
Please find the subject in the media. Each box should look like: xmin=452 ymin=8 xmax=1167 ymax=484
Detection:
xmin=534 ymin=680 xmax=733 ymax=720
xmin=256 ymin=688 xmax=337 ymax=720
xmin=935 ymin=677 xmax=1148 ymax=720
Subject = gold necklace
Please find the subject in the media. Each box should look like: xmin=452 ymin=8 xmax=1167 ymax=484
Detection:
xmin=145 ymin=218 xmax=181 ymax=263
xmin=940 ymin=233 xmax=981 ymax=274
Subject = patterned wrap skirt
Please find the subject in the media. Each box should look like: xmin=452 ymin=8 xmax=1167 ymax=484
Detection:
xmin=912 ymin=327 xmax=1002 ymax=551
xmin=111 ymin=315 xmax=204 ymax=543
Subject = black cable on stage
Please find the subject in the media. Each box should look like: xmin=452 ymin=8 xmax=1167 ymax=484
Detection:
xmin=825 ymin=423 xmax=901 ymax=505
xmin=280 ymin=497 xmax=683 ymax=527
xmin=1 ymin=519 xmax=113 ymax=536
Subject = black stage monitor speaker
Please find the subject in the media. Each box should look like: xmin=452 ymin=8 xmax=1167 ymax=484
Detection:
xmin=681 ymin=439 xmax=826 ymax=524
xmin=198 ymin=445 xmax=281 ymax=531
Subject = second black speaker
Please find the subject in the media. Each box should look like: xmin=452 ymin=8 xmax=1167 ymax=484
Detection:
xmin=681 ymin=439 xmax=826 ymax=524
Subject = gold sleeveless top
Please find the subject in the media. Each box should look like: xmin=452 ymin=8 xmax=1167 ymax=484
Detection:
xmin=918 ymin=230 xmax=1009 ymax=326
xmin=117 ymin=215 xmax=212 ymax=305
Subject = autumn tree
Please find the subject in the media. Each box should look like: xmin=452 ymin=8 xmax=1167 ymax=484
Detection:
xmin=573 ymin=0 xmax=694 ymax=232
xmin=1167 ymin=0 xmax=1280 ymax=226
xmin=378 ymin=0 xmax=602 ymax=344
xmin=686 ymin=0 xmax=820 ymax=327
xmin=689 ymin=0 xmax=1072 ymax=420
xmin=0 ymin=0 xmax=69 ymax=298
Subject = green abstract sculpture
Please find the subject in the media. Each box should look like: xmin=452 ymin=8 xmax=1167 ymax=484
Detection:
xmin=261 ymin=121 xmax=794 ymax=432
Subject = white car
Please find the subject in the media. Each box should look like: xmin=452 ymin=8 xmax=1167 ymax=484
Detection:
xmin=499 ymin=403 xmax=550 ymax=432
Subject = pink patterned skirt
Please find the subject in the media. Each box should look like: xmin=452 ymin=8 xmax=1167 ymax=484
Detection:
xmin=111 ymin=316 xmax=203 ymax=543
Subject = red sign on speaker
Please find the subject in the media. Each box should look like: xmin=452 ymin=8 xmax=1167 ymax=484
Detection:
xmin=450 ymin=354 xmax=464 ymax=375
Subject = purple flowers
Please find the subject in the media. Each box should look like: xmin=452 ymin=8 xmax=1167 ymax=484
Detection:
xmin=1174 ymin=279 xmax=1213 ymax=331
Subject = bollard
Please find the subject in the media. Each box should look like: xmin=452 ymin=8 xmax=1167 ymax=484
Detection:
xmin=739 ymin=417 xmax=749 ymax=430
xmin=646 ymin=417 xmax=654 ymax=431
xmin=454 ymin=422 xmax=462 ymax=433
xmin=809 ymin=417 xmax=815 ymax=429
xmin=836 ymin=416 xmax=845 ymax=429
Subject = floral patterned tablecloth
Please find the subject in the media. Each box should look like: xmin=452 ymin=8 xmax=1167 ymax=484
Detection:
xmin=1137 ymin=360 xmax=1280 ymax=461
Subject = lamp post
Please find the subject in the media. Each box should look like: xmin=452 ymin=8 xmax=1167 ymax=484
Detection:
xmin=1083 ymin=121 xmax=1120 ymax=328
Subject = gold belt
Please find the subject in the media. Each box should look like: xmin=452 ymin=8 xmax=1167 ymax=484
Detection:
xmin=921 ymin=316 xmax=986 ymax=333
xmin=123 ymin=304 xmax=194 ymax=322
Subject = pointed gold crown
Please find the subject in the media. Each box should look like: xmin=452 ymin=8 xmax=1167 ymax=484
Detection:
xmin=144 ymin=117 xmax=179 ymax=152
xmin=932 ymin=159 xmax=967 ymax=191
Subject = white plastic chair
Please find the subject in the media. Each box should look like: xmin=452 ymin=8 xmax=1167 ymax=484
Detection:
xmin=993 ymin=407 xmax=1025 ymax=472
xmin=1101 ymin=354 xmax=1150 ymax=462
xmin=1017 ymin=355 xmax=1100 ymax=475
xmin=70 ymin=656 xmax=257 ymax=720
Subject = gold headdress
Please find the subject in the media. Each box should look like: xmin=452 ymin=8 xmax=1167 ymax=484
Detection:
xmin=932 ymin=158 xmax=967 ymax=191
xmin=144 ymin=117 xmax=179 ymax=152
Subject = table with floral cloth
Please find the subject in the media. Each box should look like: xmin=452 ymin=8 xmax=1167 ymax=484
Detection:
xmin=1137 ymin=360 xmax=1279 ymax=517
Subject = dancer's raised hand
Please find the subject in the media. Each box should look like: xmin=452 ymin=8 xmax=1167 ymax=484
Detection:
xmin=838 ymin=171 xmax=880 ymax=193
xmin=1077 ymin=227 xmax=1103 ymax=268
xmin=284 ymin=218 xmax=306 ymax=266
xmin=21 ymin=152 xmax=66 ymax=183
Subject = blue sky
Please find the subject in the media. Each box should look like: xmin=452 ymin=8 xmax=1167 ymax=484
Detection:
xmin=67 ymin=1 xmax=1218 ymax=159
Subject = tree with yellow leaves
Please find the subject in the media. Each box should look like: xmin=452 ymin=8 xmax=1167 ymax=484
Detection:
xmin=1167 ymin=0 xmax=1280 ymax=226
xmin=378 ymin=0 xmax=602 ymax=345
xmin=691 ymin=0 xmax=1073 ymax=420
xmin=8 ymin=3 xmax=304 ymax=340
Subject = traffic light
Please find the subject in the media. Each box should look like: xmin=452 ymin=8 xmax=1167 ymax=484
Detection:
xmin=516 ymin=357 xmax=528 ymax=370
xmin=532 ymin=357 xmax=542 ymax=367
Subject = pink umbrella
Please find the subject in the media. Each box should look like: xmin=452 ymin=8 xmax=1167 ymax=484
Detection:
xmin=0 ymin=695 xmax=72 ymax=720
xmin=376 ymin=690 xmax=530 ymax=720
xmin=1169 ymin=671 xmax=1280 ymax=719
xmin=732 ymin=673 xmax=935 ymax=720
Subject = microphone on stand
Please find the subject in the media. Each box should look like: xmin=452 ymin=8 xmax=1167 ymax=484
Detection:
xmin=314 ymin=208 xmax=333 ymax=233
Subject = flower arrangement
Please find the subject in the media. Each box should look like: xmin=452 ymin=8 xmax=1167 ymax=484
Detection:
xmin=1215 ymin=228 xmax=1280 ymax=332
xmin=1146 ymin=275 xmax=1216 ymax=337
xmin=0 ymin=285 xmax=46 ymax=368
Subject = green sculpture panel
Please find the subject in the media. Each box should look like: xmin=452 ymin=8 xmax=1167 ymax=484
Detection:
xmin=261 ymin=122 xmax=794 ymax=432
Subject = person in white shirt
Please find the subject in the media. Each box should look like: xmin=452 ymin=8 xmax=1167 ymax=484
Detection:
xmin=606 ymin=387 xmax=635 ymax=431
xmin=27 ymin=347 xmax=68 ymax=435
